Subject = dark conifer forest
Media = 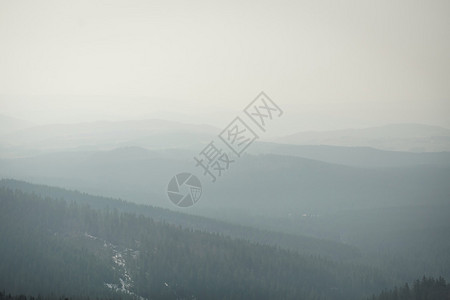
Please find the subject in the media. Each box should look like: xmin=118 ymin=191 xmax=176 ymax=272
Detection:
xmin=1 ymin=180 xmax=449 ymax=299
xmin=0 ymin=186 xmax=388 ymax=299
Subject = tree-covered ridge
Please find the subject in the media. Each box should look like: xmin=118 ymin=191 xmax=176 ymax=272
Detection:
xmin=370 ymin=276 xmax=450 ymax=300
xmin=0 ymin=178 xmax=360 ymax=261
xmin=0 ymin=187 xmax=389 ymax=300
xmin=0 ymin=291 xmax=77 ymax=300
xmin=0 ymin=189 xmax=120 ymax=299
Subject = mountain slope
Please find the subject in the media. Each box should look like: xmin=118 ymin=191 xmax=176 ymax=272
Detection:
xmin=0 ymin=179 xmax=359 ymax=261
xmin=0 ymin=186 xmax=389 ymax=300
xmin=0 ymin=189 xmax=119 ymax=298
xmin=206 ymin=153 xmax=450 ymax=215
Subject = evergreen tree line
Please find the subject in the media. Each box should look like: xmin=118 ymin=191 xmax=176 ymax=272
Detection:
xmin=370 ymin=276 xmax=450 ymax=300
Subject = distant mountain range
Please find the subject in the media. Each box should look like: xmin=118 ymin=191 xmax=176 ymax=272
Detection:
xmin=275 ymin=123 xmax=450 ymax=152
xmin=1 ymin=146 xmax=449 ymax=215
xmin=1 ymin=115 xmax=450 ymax=157
xmin=249 ymin=142 xmax=450 ymax=168
xmin=0 ymin=117 xmax=218 ymax=158
xmin=0 ymin=114 xmax=35 ymax=135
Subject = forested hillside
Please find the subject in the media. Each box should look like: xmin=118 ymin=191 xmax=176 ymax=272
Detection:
xmin=0 ymin=187 xmax=389 ymax=300
xmin=370 ymin=276 xmax=450 ymax=300
xmin=0 ymin=179 xmax=360 ymax=261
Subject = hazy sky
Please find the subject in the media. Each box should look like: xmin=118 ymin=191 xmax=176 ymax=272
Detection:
xmin=0 ymin=0 xmax=449 ymax=133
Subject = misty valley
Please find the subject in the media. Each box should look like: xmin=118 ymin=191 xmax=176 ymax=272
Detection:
xmin=1 ymin=1 xmax=449 ymax=298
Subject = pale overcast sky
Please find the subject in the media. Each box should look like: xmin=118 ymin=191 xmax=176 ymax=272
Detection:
xmin=0 ymin=0 xmax=449 ymax=133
